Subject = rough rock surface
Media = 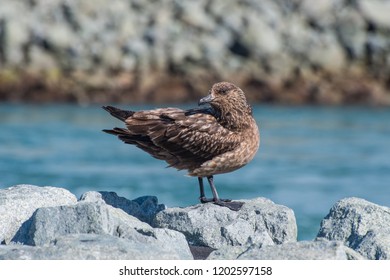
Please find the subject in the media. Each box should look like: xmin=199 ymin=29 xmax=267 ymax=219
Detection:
xmin=0 ymin=234 xmax=189 ymax=260
xmin=153 ymin=197 xmax=297 ymax=249
xmin=208 ymin=240 xmax=364 ymax=260
xmin=317 ymin=197 xmax=390 ymax=260
xmin=0 ymin=184 xmax=77 ymax=244
xmin=1 ymin=184 xmax=389 ymax=260
xmin=0 ymin=0 xmax=389 ymax=105
xmin=80 ymin=191 xmax=166 ymax=225
xmin=10 ymin=199 xmax=192 ymax=259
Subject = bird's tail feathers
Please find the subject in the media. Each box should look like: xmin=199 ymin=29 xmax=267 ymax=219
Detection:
xmin=102 ymin=127 xmax=127 ymax=135
xmin=102 ymin=106 xmax=134 ymax=122
xmin=102 ymin=127 xmax=150 ymax=145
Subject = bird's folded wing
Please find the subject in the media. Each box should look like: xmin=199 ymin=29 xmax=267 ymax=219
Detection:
xmin=125 ymin=109 xmax=240 ymax=169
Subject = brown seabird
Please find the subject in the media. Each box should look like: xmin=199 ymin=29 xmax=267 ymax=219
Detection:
xmin=102 ymin=82 xmax=260 ymax=210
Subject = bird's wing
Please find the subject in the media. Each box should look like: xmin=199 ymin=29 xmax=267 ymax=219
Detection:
xmin=124 ymin=108 xmax=240 ymax=170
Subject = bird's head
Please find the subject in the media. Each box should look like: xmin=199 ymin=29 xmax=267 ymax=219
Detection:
xmin=199 ymin=82 xmax=252 ymax=129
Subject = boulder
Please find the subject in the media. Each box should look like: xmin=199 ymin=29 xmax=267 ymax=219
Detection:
xmin=1 ymin=0 xmax=390 ymax=105
xmin=10 ymin=199 xmax=192 ymax=259
xmin=208 ymin=240 xmax=364 ymax=260
xmin=2 ymin=185 xmax=388 ymax=260
xmin=0 ymin=185 xmax=77 ymax=244
xmin=359 ymin=0 xmax=390 ymax=29
xmin=317 ymin=197 xmax=390 ymax=260
xmin=0 ymin=233 xmax=189 ymax=260
xmin=80 ymin=191 xmax=166 ymax=225
xmin=153 ymin=197 xmax=297 ymax=249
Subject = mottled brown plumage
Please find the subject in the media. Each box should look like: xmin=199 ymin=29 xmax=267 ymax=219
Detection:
xmin=102 ymin=82 xmax=260 ymax=210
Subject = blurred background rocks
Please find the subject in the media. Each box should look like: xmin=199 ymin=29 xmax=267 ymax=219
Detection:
xmin=0 ymin=0 xmax=389 ymax=105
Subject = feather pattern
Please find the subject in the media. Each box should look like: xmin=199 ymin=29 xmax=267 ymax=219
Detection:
xmin=102 ymin=82 xmax=260 ymax=208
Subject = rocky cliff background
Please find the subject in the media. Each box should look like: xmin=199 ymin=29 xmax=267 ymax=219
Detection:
xmin=0 ymin=0 xmax=389 ymax=105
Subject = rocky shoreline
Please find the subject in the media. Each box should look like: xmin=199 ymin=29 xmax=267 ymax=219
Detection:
xmin=0 ymin=184 xmax=389 ymax=260
xmin=1 ymin=0 xmax=390 ymax=105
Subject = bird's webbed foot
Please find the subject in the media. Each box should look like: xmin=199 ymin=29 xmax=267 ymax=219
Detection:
xmin=199 ymin=197 xmax=231 ymax=203
xmin=198 ymin=176 xmax=244 ymax=211
xmin=199 ymin=197 xmax=243 ymax=211
xmin=213 ymin=200 xmax=244 ymax=211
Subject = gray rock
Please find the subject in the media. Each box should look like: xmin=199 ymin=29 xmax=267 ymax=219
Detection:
xmin=0 ymin=185 xmax=77 ymax=244
xmin=12 ymin=201 xmax=141 ymax=245
xmin=80 ymin=191 xmax=166 ymax=225
xmin=79 ymin=191 xmax=105 ymax=203
xmin=0 ymin=234 xmax=190 ymax=260
xmin=206 ymin=245 xmax=248 ymax=260
xmin=1 ymin=0 xmax=390 ymax=105
xmin=359 ymin=0 xmax=390 ymax=29
xmin=317 ymin=197 xmax=390 ymax=260
xmin=232 ymin=240 xmax=365 ymax=260
xmin=153 ymin=197 xmax=297 ymax=249
xmin=10 ymin=200 xmax=192 ymax=259
xmin=335 ymin=8 xmax=366 ymax=59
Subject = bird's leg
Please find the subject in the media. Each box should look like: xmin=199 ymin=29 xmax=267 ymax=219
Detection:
xmin=208 ymin=176 xmax=218 ymax=200
xmin=198 ymin=177 xmax=209 ymax=203
xmin=207 ymin=175 xmax=245 ymax=211
xmin=198 ymin=176 xmax=224 ymax=203
xmin=206 ymin=176 xmax=231 ymax=203
xmin=198 ymin=176 xmax=244 ymax=211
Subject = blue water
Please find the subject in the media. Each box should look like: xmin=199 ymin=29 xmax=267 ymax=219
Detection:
xmin=1 ymin=104 xmax=390 ymax=240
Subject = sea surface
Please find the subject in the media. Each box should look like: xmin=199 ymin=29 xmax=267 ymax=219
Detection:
xmin=1 ymin=103 xmax=389 ymax=240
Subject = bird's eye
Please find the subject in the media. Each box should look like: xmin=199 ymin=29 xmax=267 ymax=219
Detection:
xmin=218 ymin=88 xmax=229 ymax=95
xmin=217 ymin=83 xmax=236 ymax=95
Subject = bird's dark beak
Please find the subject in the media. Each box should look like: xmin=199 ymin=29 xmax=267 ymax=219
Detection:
xmin=198 ymin=94 xmax=214 ymax=106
